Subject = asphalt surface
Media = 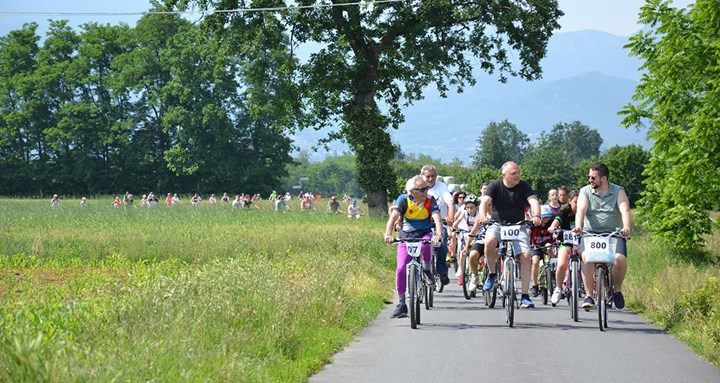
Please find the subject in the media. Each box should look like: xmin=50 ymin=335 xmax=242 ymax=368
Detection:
xmin=310 ymin=273 xmax=720 ymax=383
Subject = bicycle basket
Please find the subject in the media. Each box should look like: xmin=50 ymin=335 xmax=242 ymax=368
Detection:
xmin=582 ymin=236 xmax=617 ymax=264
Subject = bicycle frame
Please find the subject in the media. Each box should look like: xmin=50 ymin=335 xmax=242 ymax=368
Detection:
xmin=581 ymin=230 xmax=624 ymax=331
xmin=396 ymin=238 xmax=433 ymax=329
xmin=490 ymin=220 xmax=531 ymax=328
xmin=553 ymin=229 xmax=582 ymax=321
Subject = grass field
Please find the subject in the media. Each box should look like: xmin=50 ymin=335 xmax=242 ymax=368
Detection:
xmin=1 ymin=198 xmax=719 ymax=381
xmin=0 ymin=198 xmax=394 ymax=382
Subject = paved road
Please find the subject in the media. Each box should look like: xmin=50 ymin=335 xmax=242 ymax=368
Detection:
xmin=311 ymin=274 xmax=720 ymax=383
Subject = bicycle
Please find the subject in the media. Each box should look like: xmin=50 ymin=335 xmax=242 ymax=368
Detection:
xmin=428 ymin=241 xmax=441 ymax=306
xmin=454 ymin=228 xmax=469 ymax=278
xmin=459 ymin=232 xmax=485 ymax=300
xmin=533 ymin=243 xmax=555 ymax=306
xmin=582 ymin=229 xmax=626 ymax=331
xmin=489 ymin=220 xmax=531 ymax=328
xmin=553 ymin=228 xmax=582 ymax=321
xmin=394 ymin=238 xmax=434 ymax=329
xmin=431 ymin=225 xmax=446 ymax=293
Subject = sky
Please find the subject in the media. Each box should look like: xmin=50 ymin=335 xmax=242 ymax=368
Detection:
xmin=0 ymin=0 xmax=697 ymax=37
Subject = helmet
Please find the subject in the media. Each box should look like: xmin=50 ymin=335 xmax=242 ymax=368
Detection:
xmin=464 ymin=194 xmax=478 ymax=205
xmin=540 ymin=204 xmax=553 ymax=218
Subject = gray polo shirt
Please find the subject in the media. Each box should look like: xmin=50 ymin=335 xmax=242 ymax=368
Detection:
xmin=580 ymin=183 xmax=624 ymax=233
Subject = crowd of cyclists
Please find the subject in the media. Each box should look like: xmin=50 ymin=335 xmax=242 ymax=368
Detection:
xmin=384 ymin=161 xmax=632 ymax=321
xmin=50 ymin=189 xmax=366 ymax=218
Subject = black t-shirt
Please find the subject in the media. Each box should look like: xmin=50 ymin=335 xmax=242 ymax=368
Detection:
xmin=554 ymin=206 xmax=576 ymax=230
xmin=486 ymin=179 xmax=536 ymax=222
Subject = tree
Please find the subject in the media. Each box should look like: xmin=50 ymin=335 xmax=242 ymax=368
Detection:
xmin=467 ymin=166 xmax=501 ymax=195
xmin=522 ymin=137 xmax=574 ymax=200
xmin=0 ymin=23 xmax=41 ymax=194
xmin=544 ymin=121 xmax=602 ymax=165
xmin=471 ymin=120 xmax=530 ymax=169
xmin=604 ymin=145 xmax=649 ymax=208
xmin=177 ymin=1 xmax=563 ymax=216
xmin=620 ymin=0 xmax=720 ymax=256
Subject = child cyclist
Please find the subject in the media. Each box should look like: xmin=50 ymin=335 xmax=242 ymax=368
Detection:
xmin=452 ymin=194 xmax=480 ymax=285
xmin=530 ymin=205 xmax=555 ymax=297
xmin=547 ymin=190 xmax=579 ymax=305
xmin=384 ymin=175 xmax=443 ymax=318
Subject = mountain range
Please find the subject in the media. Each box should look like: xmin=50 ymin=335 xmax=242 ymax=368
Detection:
xmin=293 ymin=30 xmax=650 ymax=163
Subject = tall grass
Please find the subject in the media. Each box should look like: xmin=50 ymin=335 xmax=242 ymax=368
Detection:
xmin=626 ymin=230 xmax=720 ymax=367
xmin=0 ymin=199 xmax=393 ymax=382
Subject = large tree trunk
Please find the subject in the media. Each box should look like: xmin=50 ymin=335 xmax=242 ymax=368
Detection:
xmin=344 ymin=101 xmax=395 ymax=218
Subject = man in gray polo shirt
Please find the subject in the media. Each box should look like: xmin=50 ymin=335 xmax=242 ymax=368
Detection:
xmin=574 ymin=162 xmax=632 ymax=310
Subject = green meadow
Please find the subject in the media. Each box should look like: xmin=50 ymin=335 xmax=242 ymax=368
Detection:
xmin=1 ymin=198 xmax=718 ymax=381
xmin=0 ymin=198 xmax=394 ymax=382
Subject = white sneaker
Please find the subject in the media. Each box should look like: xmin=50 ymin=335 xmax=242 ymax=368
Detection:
xmin=551 ymin=287 xmax=562 ymax=305
xmin=469 ymin=274 xmax=479 ymax=291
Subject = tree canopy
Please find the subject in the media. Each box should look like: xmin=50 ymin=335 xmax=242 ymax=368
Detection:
xmin=0 ymin=13 xmax=295 ymax=196
xmin=176 ymin=0 xmax=563 ymax=216
xmin=471 ymin=119 xmax=530 ymax=169
xmin=621 ymin=0 xmax=720 ymax=256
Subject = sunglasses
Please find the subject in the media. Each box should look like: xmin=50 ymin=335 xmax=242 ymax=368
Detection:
xmin=458 ymin=196 xmax=466 ymax=199
xmin=588 ymin=175 xmax=597 ymax=181
xmin=413 ymin=186 xmax=430 ymax=193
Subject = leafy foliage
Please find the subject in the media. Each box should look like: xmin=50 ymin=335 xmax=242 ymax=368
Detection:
xmin=176 ymin=0 xmax=563 ymax=216
xmin=0 ymin=12 xmax=295 ymax=196
xmin=604 ymin=144 xmax=649 ymax=207
xmin=471 ymin=120 xmax=530 ymax=168
xmin=620 ymin=0 xmax=720 ymax=255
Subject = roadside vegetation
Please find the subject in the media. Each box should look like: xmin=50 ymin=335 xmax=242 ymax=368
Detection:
xmin=1 ymin=199 xmax=718 ymax=381
xmin=626 ymin=229 xmax=720 ymax=368
xmin=0 ymin=199 xmax=394 ymax=382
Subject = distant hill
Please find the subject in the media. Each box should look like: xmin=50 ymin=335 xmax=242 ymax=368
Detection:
xmin=294 ymin=30 xmax=649 ymax=163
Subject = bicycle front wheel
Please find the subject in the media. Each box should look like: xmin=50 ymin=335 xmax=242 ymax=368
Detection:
xmin=539 ymin=266 xmax=549 ymax=305
xmin=570 ymin=261 xmax=579 ymax=322
xmin=506 ymin=260 xmax=516 ymax=327
xmin=597 ymin=267 xmax=606 ymax=331
xmin=426 ymin=277 xmax=433 ymax=310
xmin=409 ymin=266 xmax=419 ymax=329
xmin=461 ymin=253 xmax=472 ymax=300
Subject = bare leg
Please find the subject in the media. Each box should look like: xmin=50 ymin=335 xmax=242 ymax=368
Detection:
xmin=613 ymin=253 xmax=627 ymax=292
xmin=521 ymin=252 xmax=532 ymax=294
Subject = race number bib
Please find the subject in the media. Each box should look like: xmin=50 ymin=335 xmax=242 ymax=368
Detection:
xmin=406 ymin=243 xmax=422 ymax=258
xmin=500 ymin=225 xmax=522 ymax=241
xmin=583 ymin=236 xmax=614 ymax=263
xmin=563 ymin=231 xmax=578 ymax=245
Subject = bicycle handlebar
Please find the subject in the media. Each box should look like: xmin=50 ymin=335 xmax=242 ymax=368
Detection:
xmin=579 ymin=228 xmax=630 ymax=240
xmin=392 ymin=238 xmax=433 ymax=244
xmin=485 ymin=219 xmax=533 ymax=227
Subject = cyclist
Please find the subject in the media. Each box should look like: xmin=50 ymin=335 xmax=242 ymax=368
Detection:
xmin=452 ymin=193 xmax=479 ymax=283
xmin=384 ymin=176 xmax=443 ymax=318
xmin=459 ymin=194 xmax=490 ymax=290
xmin=574 ymin=162 xmax=632 ymax=310
xmin=421 ymin=165 xmax=454 ymax=287
xmin=548 ymin=190 xmax=579 ymax=305
xmin=448 ymin=191 xmax=468 ymax=266
xmin=530 ymin=205 xmax=554 ymax=297
xmin=477 ymin=161 xmax=542 ymax=308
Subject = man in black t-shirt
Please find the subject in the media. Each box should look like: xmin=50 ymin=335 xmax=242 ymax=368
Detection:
xmin=477 ymin=161 xmax=542 ymax=309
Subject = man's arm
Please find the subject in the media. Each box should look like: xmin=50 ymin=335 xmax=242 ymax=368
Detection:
xmin=617 ymin=188 xmax=632 ymax=237
xmin=528 ymin=196 xmax=541 ymax=226
xmin=452 ymin=210 xmax=464 ymax=229
xmin=478 ymin=195 xmax=491 ymax=224
xmin=574 ymin=191 xmax=589 ymax=232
